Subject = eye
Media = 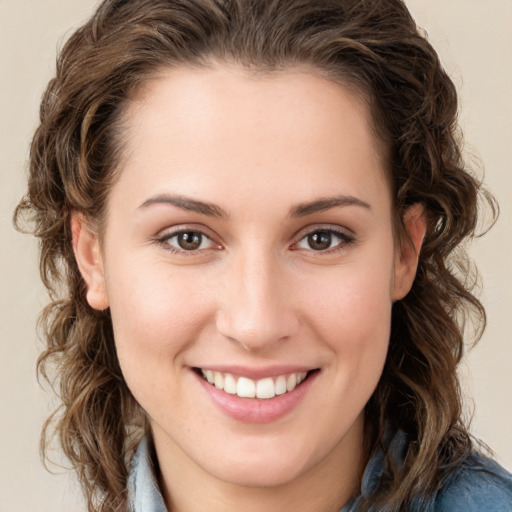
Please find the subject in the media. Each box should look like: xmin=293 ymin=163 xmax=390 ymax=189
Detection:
xmin=296 ymin=229 xmax=354 ymax=252
xmin=160 ymin=230 xmax=215 ymax=252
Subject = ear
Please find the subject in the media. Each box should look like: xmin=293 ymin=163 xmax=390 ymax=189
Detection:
xmin=71 ymin=214 xmax=109 ymax=310
xmin=392 ymin=203 xmax=427 ymax=301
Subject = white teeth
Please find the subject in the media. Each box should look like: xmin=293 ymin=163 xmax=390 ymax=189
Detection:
xmin=275 ymin=375 xmax=287 ymax=395
xmin=286 ymin=373 xmax=297 ymax=392
xmin=256 ymin=377 xmax=276 ymax=399
xmin=237 ymin=377 xmax=256 ymax=398
xmin=214 ymin=372 xmax=224 ymax=389
xmin=200 ymin=369 xmax=312 ymax=399
xmin=223 ymin=373 xmax=237 ymax=394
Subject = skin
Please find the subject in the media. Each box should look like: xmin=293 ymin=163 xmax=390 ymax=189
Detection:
xmin=73 ymin=64 xmax=426 ymax=512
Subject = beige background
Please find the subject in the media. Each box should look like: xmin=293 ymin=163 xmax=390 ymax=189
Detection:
xmin=0 ymin=1 xmax=511 ymax=511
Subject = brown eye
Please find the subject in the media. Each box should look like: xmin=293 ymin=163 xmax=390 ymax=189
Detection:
xmin=296 ymin=229 xmax=354 ymax=252
xmin=163 ymin=230 xmax=214 ymax=252
xmin=306 ymin=231 xmax=333 ymax=251
xmin=177 ymin=232 xmax=202 ymax=250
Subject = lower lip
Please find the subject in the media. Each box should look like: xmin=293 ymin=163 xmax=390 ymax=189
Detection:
xmin=194 ymin=370 xmax=318 ymax=424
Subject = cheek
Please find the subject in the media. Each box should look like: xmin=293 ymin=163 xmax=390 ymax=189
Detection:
xmin=301 ymin=253 xmax=394 ymax=385
xmin=305 ymin=257 xmax=394 ymax=338
xmin=104 ymin=260 xmax=211 ymax=390
xmin=108 ymin=256 xmax=207 ymax=332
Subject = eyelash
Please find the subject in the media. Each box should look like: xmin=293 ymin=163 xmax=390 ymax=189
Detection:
xmin=155 ymin=227 xmax=355 ymax=255
xmin=293 ymin=228 xmax=356 ymax=254
xmin=155 ymin=228 xmax=218 ymax=254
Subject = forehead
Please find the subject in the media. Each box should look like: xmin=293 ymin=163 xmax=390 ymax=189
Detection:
xmin=125 ymin=63 xmax=381 ymax=153
xmin=112 ymin=63 xmax=390 ymax=214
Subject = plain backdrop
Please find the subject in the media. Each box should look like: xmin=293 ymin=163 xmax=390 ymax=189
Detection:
xmin=1 ymin=1 xmax=511 ymax=511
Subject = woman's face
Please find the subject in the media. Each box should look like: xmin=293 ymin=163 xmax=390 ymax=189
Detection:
xmin=76 ymin=64 xmax=423 ymax=490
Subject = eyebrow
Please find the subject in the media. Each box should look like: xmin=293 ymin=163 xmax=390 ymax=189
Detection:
xmin=138 ymin=193 xmax=371 ymax=218
xmin=138 ymin=194 xmax=229 ymax=218
xmin=289 ymin=195 xmax=372 ymax=217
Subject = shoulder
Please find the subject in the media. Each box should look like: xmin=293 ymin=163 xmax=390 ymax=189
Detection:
xmin=435 ymin=451 xmax=512 ymax=511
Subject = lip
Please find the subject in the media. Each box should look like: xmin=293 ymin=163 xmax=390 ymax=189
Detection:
xmin=193 ymin=366 xmax=319 ymax=424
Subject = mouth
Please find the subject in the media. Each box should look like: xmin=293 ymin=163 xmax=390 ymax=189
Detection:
xmin=194 ymin=368 xmax=319 ymax=400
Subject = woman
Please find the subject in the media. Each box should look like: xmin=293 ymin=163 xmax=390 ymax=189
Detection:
xmin=14 ymin=0 xmax=512 ymax=511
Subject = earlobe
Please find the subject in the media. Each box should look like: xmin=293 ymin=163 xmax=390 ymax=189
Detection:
xmin=392 ymin=203 xmax=427 ymax=301
xmin=71 ymin=214 xmax=109 ymax=310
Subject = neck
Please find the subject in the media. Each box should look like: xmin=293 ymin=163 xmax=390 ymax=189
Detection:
xmin=152 ymin=415 xmax=366 ymax=512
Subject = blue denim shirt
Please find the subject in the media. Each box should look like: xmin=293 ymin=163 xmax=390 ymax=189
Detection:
xmin=128 ymin=435 xmax=512 ymax=511
xmin=128 ymin=437 xmax=167 ymax=512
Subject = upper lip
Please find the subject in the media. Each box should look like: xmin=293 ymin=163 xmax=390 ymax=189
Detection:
xmin=193 ymin=365 xmax=317 ymax=380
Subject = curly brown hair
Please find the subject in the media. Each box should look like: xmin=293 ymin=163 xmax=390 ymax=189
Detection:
xmin=14 ymin=0 xmax=497 ymax=510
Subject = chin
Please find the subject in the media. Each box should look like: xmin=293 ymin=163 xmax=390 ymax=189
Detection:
xmin=198 ymin=430 xmax=331 ymax=489
xmin=205 ymin=455 xmax=311 ymax=488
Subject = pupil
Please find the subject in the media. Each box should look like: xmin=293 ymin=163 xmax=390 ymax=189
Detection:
xmin=308 ymin=231 xmax=332 ymax=250
xmin=178 ymin=232 xmax=201 ymax=250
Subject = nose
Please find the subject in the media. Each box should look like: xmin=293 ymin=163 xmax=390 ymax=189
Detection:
xmin=215 ymin=248 xmax=300 ymax=352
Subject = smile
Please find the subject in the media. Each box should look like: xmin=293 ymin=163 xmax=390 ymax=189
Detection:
xmin=194 ymin=366 xmax=320 ymax=423
xmin=199 ymin=369 xmax=310 ymax=399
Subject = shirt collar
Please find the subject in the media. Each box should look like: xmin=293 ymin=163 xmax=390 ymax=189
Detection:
xmin=128 ymin=436 xmax=168 ymax=512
